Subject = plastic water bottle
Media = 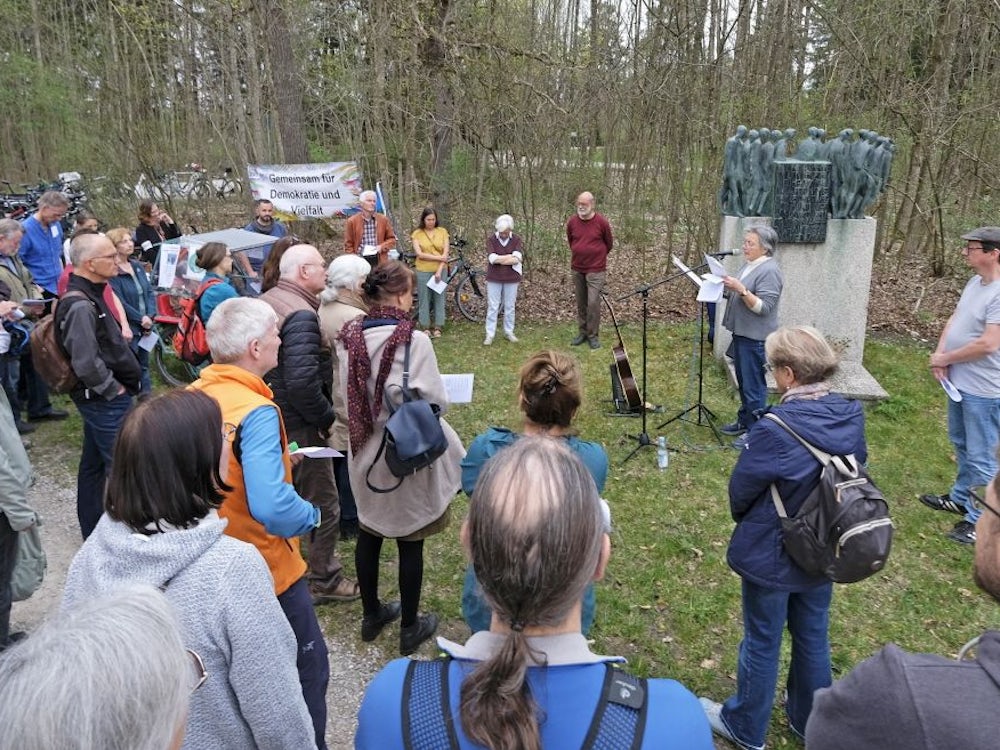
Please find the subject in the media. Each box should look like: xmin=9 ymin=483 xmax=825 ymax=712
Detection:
xmin=656 ymin=436 xmax=669 ymax=471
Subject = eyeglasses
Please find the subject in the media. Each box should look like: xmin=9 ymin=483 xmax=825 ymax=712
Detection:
xmin=961 ymin=244 xmax=997 ymax=254
xmin=222 ymin=422 xmax=237 ymax=442
xmin=970 ymin=485 xmax=1000 ymax=521
xmin=186 ymin=648 xmax=208 ymax=693
xmin=91 ymin=253 xmax=118 ymax=262
xmin=764 ymin=362 xmax=774 ymax=373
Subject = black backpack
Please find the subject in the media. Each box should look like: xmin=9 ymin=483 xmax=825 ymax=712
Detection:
xmin=765 ymin=413 xmax=893 ymax=584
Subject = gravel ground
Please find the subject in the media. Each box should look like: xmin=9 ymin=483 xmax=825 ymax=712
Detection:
xmin=9 ymin=428 xmax=383 ymax=749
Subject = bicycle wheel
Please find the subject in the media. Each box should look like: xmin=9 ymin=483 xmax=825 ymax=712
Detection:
xmin=455 ymin=271 xmax=486 ymax=323
xmin=191 ymin=178 xmax=211 ymax=200
xmin=151 ymin=328 xmax=199 ymax=387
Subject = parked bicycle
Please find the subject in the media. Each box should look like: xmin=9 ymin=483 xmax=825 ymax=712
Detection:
xmin=212 ymin=166 xmax=243 ymax=199
xmin=150 ymin=291 xmax=199 ymax=387
xmin=403 ymin=237 xmax=486 ymax=323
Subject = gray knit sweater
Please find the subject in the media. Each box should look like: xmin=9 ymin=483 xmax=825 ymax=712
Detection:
xmin=721 ymin=258 xmax=783 ymax=341
xmin=62 ymin=512 xmax=315 ymax=749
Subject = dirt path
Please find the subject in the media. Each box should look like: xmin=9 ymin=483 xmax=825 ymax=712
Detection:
xmin=9 ymin=429 xmax=380 ymax=749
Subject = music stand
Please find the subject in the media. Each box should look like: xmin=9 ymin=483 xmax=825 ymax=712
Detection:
xmin=656 ymin=261 xmax=723 ymax=445
xmin=613 ymin=269 xmax=685 ymax=463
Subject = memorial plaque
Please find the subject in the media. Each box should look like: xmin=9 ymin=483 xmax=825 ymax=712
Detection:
xmin=771 ymin=161 xmax=830 ymax=244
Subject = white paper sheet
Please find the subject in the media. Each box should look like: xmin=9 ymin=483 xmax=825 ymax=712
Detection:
xmin=941 ymin=378 xmax=963 ymax=402
xmin=137 ymin=331 xmax=159 ymax=352
xmin=291 ymin=446 xmax=344 ymax=458
xmin=441 ymin=373 xmax=474 ymax=403
xmin=425 ymin=275 xmax=448 ymax=294
xmin=361 ymin=244 xmax=379 ymax=257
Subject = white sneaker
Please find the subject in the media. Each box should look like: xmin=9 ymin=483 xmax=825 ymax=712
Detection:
xmin=483 ymin=336 xmax=494 ymax=346
xmin=504 ymin=332 xmax=518 ymax=343
xmin=698 ymin=698 xmax=763 ymax=750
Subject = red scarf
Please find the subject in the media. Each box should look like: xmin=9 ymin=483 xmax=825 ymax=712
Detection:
xmin=340 ymin=305 xmax=415 ymax=452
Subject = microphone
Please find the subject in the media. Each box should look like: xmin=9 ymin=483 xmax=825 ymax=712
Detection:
xmin=710 ymin=248 xmax=742 ymax=257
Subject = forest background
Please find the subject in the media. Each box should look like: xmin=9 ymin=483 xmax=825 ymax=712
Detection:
xmin=1 ymin=0 xmax=998 ymax=332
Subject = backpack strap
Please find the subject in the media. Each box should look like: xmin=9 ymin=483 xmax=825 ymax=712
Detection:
xmin=764 ymin=413 xmax=859 ymax=517
xmin=581 ymin=663 xmax=648 ymax=750
xmin=402 ymin=659 xmax=460 ymax=750
xmin=364 ymin=339 xmax=412 ymax=494
xmin=763 ymin=413 xmax=858 ymax=475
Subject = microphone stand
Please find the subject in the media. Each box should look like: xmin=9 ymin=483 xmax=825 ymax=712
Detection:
xmin=616 ymin=266 xmax=697 ymax=464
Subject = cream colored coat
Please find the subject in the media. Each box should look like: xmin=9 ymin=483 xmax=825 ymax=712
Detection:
xmin=319 ymin=290 xmax=367 ymax=451
xmin=336 ymin=325 xmax=464 ymax=538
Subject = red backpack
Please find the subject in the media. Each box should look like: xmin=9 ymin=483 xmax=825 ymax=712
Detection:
xmin=172 ymin=277 xmax=223 ymax=365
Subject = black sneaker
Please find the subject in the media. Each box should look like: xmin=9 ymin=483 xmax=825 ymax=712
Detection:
xmin=947 ymin=520 xmax=976 ymax=545
xmin=719 ymin=422 xmax=746 ymax=436
xmin=570 ymin=334 xmax=587 ymax=346
xmin=588 ymin=337 xmax=601 ymax=350
xmin=400 ymin=613 xmax=439 ymax=656
xmin=920 ymin=493 xmax=966 ymax=515
xmin=16 ymin=421 xmax=36 ymax=435
xmin=360 ymin=601 xmax=401 ymax=642
xmin=28 ymin=408 xmax=69 ymax=422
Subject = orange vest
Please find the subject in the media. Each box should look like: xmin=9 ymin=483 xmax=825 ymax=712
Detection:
xmin=190 ymin=364 xmax=307 ymax=595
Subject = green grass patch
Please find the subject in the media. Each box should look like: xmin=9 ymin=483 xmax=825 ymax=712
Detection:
xmin=316 ymin=322 xmax=997 ymax=745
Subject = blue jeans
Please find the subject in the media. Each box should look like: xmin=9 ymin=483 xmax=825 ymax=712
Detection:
xmin=416 ymin=270 xmax=446 ymax=329
xmin=0 ymin=355 xmax=24 ymax=428
xmin=278 ymin=577 xmax=330 ymax=750
xmin=732 ymin=335 xmax=767 ymax=428
xmin=485 ymin=281 xmax=519 ymax=338
xmin=948 ymin=391 xmax=1000 ymax=524
xmin=72 ymin=392 xmax=132 ymax=539
xmin=721 ymin=579 xmax=833 ymax=748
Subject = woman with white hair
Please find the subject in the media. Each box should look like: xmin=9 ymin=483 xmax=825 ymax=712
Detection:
xmin=0 ymin=585 xmax=193 ymax=750
xmin=483 ymin=213 xmax=523 ymax=346
xmin=319 ymin=253 xmax=372 ymax=539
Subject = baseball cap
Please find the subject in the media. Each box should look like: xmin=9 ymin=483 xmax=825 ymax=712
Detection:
xmin=960 ymin=227 xmax=1000 ymax=244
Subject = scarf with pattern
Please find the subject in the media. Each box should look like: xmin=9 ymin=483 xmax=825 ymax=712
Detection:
xmin=340 ymin=305 xmax=415 ymax=452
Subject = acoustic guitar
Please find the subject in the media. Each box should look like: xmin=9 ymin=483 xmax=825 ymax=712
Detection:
xmin=602 ymin=296 xmax=642 ymax=411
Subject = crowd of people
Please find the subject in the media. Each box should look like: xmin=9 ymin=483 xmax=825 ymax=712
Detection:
xmin=0 ymin=185 xmax=998 ymax=749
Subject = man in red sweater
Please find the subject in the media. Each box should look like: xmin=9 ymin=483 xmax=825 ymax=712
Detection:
xmin=566 ymin=191 xmax=613 ymax=349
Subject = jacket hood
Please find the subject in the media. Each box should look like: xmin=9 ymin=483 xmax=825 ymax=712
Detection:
xmin=75 ymin=512 xmax=228 ymax=590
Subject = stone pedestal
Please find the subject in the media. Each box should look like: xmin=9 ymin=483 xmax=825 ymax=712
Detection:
xmin=712 ymin=216 xmax=887 ymax=401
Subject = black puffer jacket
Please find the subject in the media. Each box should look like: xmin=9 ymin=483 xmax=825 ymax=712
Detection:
xmin=260 ymin=281 xmax=335 ymax=432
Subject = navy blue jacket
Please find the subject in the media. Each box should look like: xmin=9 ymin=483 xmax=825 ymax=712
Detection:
xmin=726 ymin=394 xmax=867 ymax=591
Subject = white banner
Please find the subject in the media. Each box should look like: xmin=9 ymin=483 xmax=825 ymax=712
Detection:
xmin=246 ymin=162 xmax=362 ymax=219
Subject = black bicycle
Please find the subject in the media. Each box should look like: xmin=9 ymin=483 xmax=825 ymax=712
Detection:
xmin=405 ymin=238 xmax=486 ymax=323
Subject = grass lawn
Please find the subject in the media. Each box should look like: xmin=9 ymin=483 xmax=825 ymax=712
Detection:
xmin=314 ymin=319 xmax=994 ymax=746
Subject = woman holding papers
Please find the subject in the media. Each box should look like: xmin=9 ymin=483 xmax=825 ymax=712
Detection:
xmin=483 ymin=214 xmax=523 ymax=346
xmin=720 ymin=225 xmax=784 ymax=449
xmin=410 ymin=207 xmax=450 ymax=339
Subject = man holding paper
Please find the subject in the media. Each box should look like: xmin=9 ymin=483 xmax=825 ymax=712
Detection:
xmin=921 ymin=227 xmax=1000 ymax=545
xmin=344 ymin=189 xmax=396 ymax=267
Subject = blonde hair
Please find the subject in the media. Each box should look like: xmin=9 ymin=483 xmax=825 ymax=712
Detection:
xmin=765 ymin=325 xmax=839 ymax=384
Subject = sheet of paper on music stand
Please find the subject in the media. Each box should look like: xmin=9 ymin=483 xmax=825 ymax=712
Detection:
xmin=361 ymin=244 xmax=379 ymax=257
xmin=696 ymin=277 xmax=724 ymax=303
xmin=671 ymin=256 xmax=703 ymax=287
xmin=441 ymin=373 xmax=474 ymax=403
xmin=426 ymin=275 xmax=448 ymax=294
